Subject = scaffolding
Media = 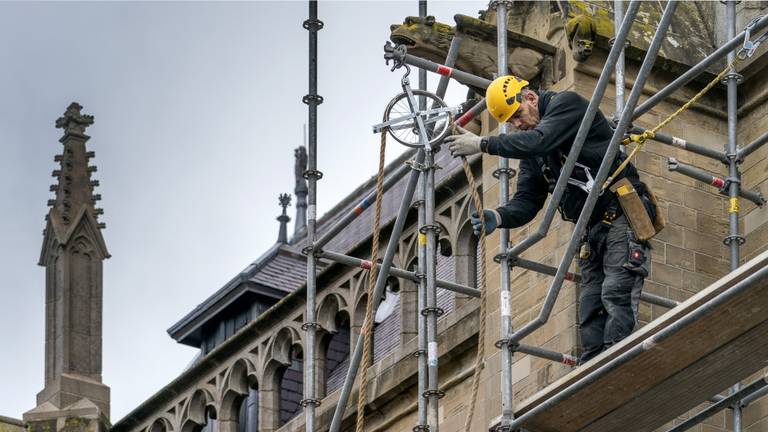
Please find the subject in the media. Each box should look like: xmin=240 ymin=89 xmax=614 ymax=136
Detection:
xmin=298 ymin=1 xmax=768 ymax=431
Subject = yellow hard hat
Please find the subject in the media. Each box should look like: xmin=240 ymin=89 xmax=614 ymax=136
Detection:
xmin=486 ymin=75 xmax=529 ymax=124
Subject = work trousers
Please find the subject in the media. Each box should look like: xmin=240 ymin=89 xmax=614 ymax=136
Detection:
xmin=577 ymin=215 xmax=649 ymax=364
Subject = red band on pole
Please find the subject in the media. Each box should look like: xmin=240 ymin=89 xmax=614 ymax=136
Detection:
xmin=456 ymin=111 xmax=473 ymax=127
xmin=354 ymin=207 xmax=363 ymax=215
xmin=436 ymin=65 xmax=453 ymax=77
xmin=562 ymin=355 xmax=578 ymax=366
xmin=360 ymin=261 xmax=372 ymax=270
xmin=711 ymin=177 xmax=726 ymax=188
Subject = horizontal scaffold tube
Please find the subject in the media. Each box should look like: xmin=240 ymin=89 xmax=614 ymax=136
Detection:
xmin=668 ymin=158 xmax=766 ymax=206
xmin=319 ymin=250 xmax=481 ymax=298
xmin=633 ymin=14 xmax=768 ymax=120
xmin=515 ymin=343 xmax=578 ymax=366
xmin=511 ymin=257 xmax=678 ymax=308
xmin=629 ymin=126 xmax=727 ymax=163
xmin=739 ymin=129 xmax=768 ymax=160
xmin=384 ymin=41 xmax=492 ymax=90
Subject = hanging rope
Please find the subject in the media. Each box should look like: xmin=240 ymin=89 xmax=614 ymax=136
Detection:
xmin=604 ymin=57 xmax=741 ymax=190
xmin=355 ymin=120 xmax=387 ymax=432
xmin=451 ymin=124 xmax=490 ymax=432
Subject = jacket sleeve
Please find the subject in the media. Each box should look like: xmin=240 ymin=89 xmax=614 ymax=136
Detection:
xmin=495 ymin=159 xmax=549 ymax=228
xmin=486 ymin=92 xmax=587 ymax=159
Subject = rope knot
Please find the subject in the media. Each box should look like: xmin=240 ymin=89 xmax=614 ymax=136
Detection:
xmin=622 ymin=131 xmax=655 ymax=146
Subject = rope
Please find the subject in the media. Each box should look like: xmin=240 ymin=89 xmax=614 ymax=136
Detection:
xmin=355 ymin=122 xmax=387 ymax=432
xmin=450 ymin=124 xmax=489 ymax=432
xmin=603 ymin=57 xmax=741 ymax=190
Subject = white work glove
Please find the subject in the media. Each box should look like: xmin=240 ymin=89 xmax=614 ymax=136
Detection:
xmin=445 ymin=125 xmax=483 ymax=157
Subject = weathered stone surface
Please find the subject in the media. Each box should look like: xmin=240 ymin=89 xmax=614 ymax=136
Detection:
xmin=389 ymin=14 xmax=559 ymax=84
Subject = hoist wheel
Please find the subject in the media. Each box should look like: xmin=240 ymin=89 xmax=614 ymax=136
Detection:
xmin=382 ymin=89 xmax=451 ymax=148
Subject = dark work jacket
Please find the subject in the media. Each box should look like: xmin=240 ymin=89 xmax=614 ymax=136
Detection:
xmin=485 ymin=90 xmax=641 ymax=228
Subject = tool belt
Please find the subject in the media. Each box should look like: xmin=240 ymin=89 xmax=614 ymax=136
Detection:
xmin=608 ymin=179 xmax=665 ymax=241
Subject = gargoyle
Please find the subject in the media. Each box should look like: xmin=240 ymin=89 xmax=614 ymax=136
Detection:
xmin=390 ymin=14 xmax=561 ymax=86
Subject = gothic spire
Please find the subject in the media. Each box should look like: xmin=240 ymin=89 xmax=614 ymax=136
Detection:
xmin=50 ymin=103 xmax=103 ymax=224
xmin=41 ymin=102 xmax=109 ymax=264
xmin=277 ymin=193 xmax=291 ymax=244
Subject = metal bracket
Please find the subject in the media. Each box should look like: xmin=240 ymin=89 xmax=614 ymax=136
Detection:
xmin=412 ymin=349 xmax=427 ymax=359
xmin=301 ymin=245 xmax=322 ymax=257
xmin=422 ymin=389 xmax=446 ymax=399
xmin=723 ymin=235 xmax=746 ymax=246
xmin=489 ymin=0 xmax=514 ymax=9
xmin=493 ymin=253 xmax=508 ymax=264
xmin=421 ymin=306 xmax=445 ymax=317
xmin=302 ymin=18 xmax=324 ymax=31
xmin=723 ymin=176 xmax=742 ymax=189
xmin=419 ymin=224 xmax=443 ymax=235
xmin=303 ymin=169 xmax=324 ymax=180
xmin=721 ymin=72 xmax=744 ymax=85
xmin=302 ymin=94 xmax=324 ymax=105
xmin=412 ymin=425 xmax=430 ymax=432
xmin=494 ymin=338 xmax=519 ymax=350
xmin=301 ymin=321 xmax=322 ymax=331
xmin=492 ymin=167 xmax=518 ymax=179
xmin=300 ymin=398 xmax=322 ymax=407
xmin=406 ymin=159 xmax=429 ymax=172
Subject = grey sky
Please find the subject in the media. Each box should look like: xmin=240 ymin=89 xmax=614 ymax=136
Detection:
xmin=0 ymin=0 xmax=486 ymax=421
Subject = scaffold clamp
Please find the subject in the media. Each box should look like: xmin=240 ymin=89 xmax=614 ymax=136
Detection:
xmin=422 ymin=389 xmax=446 ymax=399
xmin=421 ymin=306 xmax=445 ymax=317
xmin=301 ymin=321 xmax=322 ymax=331
xmin=300 ymin=398 xmax=322 ymax=407
xmin=384 ymin=41 xmax=407 ymax=71
xmin=492 ymin=167 xmax=517 ymax=179
xmin=739 ymin=15 xmax=768 ymax=59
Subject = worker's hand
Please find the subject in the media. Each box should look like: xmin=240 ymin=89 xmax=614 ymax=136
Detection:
xmin=445 ymin=125 xmax=483 ymax=157
xmin=470 ymin=209 xmax=501 ymax=236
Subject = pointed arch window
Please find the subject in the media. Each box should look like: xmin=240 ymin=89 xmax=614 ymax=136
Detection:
xmin=278 ymin=346 xmax=303 ymax=426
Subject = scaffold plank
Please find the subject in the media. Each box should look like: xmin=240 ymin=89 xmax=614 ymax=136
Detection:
xmin=511 ymin=249 xmax=768 ymax=432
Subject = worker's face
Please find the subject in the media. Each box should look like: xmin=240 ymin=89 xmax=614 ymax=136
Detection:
xmin=508 ymin=91 xmax=540 ymax=131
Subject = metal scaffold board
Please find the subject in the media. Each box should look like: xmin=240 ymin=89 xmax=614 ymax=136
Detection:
xmin=512 ymin=249 xmax=768 ymax=432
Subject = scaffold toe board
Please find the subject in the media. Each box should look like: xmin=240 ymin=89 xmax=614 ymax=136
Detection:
xmin=512 ymin=249 xmax=768 ymax=432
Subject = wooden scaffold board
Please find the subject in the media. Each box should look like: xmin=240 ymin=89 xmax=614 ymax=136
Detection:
xmin=510 ymin=249 xmax=768 ymax=432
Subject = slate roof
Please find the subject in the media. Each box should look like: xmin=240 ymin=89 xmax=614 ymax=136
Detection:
xmin=249 ymin=251 xmax=308 ymax=293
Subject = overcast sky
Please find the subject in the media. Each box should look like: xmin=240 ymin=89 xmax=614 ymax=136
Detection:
xmin=0 ymin=0 xmax=487 ymax=421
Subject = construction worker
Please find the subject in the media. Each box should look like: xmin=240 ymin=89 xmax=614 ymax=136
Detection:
xmin=445 ymin=75 xmax=656 ymax=364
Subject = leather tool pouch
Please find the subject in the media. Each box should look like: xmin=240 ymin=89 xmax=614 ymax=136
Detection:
xmin=645 ymin=184 xmax=666 ymax=234
xmin=610 ymin=178 xmax=658 ymax=241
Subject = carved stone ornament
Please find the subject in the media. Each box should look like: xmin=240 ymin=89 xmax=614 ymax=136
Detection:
xmin=55 ymin=102 xmax=94 ymax=136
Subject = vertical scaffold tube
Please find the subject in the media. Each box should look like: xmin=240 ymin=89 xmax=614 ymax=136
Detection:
xmin=416 ymin=168 xmax=429 ymax=430
xmin=301 ymin=1 xmax=323 ymax=430
xmin=416 ymin=3 xmax=429 ymax=429
xmin=424 ymin=148 xmax=442 ymax=430
xmin=494 ymin=1 xmax=514 ymax=429
xmin=328 ymin=150 xmax=426 ymax=432
xmin=614 ymin=0 xmax=625 ymax=121
xmin=725 ymin=1 xmax=743 ymax=429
